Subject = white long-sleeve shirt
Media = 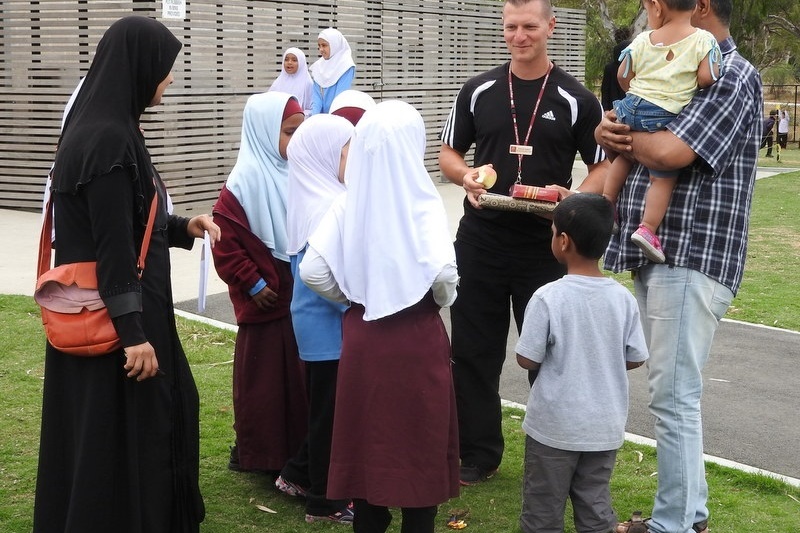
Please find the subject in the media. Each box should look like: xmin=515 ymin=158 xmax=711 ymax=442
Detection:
xmin=299 ymin=244 xmax=458 ymax=310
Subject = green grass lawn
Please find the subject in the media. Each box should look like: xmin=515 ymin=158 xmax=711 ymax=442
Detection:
xmin=758 ymin=143 xmax=800 ymax=168
xmin=1 ymin=296 xmax=798 ymax=532
xmin=729 ymin=170 xmax=800 ymax=329
xmin=2 ymin=174 xmax=799 ymax=532
xmin=606 ymin=169 xmax=800 ymax=331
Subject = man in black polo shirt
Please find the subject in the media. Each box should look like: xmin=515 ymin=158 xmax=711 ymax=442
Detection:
xmin=438 ymin=0 xmax=609 ymax=485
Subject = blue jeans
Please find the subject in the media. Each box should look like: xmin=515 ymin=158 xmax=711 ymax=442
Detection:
xmin=633 ymin=265 xmax=733 ymax=533
xmin=613 ymin=95 xmax=680 ymax=179
xmin=613 ymin=94 xmax=678 ymax=132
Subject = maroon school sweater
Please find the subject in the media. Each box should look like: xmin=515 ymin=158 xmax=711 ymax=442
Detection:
xmin=211 ymin=186 xmax=293 ymax=324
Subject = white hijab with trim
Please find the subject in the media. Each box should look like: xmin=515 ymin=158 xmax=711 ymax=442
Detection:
xmin=330 ymin=89 xmax=375 ymax=115
xmin=310 ymin=28 xmax=355 ymax=88
xmin=226 ymin=91 xmax=299 ymax=262
xmin=286 ymin=114 xmax=353 ymax=255
xmin=269 ymin=47 xmax=313 ymax=112
xmin=309 ymin=100 xmax=456 ymax=320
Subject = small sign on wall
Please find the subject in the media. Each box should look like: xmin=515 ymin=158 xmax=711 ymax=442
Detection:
xmin=162 ymin=0 xmax=186 ymax=20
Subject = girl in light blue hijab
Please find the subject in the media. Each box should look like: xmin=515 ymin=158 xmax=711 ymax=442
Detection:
xmin=226 ymin=91 xmax=303 ymax=262
xmin=211 ymin=91 xmax=308 ymax=474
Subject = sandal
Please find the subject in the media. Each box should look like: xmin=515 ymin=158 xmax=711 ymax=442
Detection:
xmin=615 ymin=515 xmax=708 ymax=533
xmin=615 ymin=511 xmax=649 ymax=533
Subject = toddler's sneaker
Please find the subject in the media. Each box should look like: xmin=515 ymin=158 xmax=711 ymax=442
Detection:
xmin=274 ymin=475 xmax=308 ymax=498
xmin=631 ymin=224 xmax=665 ymax=263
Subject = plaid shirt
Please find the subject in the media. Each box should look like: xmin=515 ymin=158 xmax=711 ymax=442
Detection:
xmin=604 ymin=38 xmax=763 ymax=295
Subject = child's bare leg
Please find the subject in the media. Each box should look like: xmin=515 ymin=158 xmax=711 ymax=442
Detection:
xmin=631 ymin=172 xmax=675 ymax=264
xmin=641 ymin=175 xmax=677 ymax=233
xmin=602 ymin=156 xmax=634 ymax=205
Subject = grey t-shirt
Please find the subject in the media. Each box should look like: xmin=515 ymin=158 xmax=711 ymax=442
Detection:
xmin=516 ymin=275 xmax=648 ymax=452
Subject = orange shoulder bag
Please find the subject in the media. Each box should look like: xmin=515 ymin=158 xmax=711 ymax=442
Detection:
xmin=34 ymin=193 xmax=158 ymax=356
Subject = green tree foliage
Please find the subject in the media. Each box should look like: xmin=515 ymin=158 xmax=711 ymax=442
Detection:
xmin=554 ymin=0 xmax=800 ymax=89
xmin=732 ymin=0 xmax=800 ymax=80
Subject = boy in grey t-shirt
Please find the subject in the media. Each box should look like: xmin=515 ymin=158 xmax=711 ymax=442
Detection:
xmin=516 ymin=193 xmax=648 ymax=533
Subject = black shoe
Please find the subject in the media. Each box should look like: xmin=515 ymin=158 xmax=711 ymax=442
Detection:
xmin=228 ymin=444 xmax=243 ymax=471
xmin=305 ymin=502 xmax=355 ymax=524
xmin=459 ymin=464 xmax=498 ymax=486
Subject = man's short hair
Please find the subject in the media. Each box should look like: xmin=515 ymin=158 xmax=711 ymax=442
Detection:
xmin=709 ymin=0 xmax=732 ymax=26
xmin=504 ymin=0 xmax=554 ymax=17
xmin=552 ymin=193 xmax=615 ymax=259
xmin=661 ymin=0 xmax=699 ymax=11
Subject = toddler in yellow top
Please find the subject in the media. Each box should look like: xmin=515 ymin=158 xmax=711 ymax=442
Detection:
xmin=603 ymin=0 xmax=721 ymax=263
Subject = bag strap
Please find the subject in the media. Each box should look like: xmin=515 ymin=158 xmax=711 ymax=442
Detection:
xmin=137 ymin=190 xmax=159 ymax=276
xmin=37 ymin=184 xmax=160 ymax=281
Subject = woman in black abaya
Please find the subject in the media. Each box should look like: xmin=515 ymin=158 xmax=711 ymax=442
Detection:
xmin=33 ymin=16 xmax=220 ymax=533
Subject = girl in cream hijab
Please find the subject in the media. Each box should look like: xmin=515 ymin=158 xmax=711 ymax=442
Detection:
xmin=301 ymin=100 xmax=459 ymax=532
xmin=310 ymin=28 xmax=355 ymax=115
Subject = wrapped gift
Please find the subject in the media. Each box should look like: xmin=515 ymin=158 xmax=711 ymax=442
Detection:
xmin=477 ymin=193 xmax=557 ymax=214
xmin=509 ymin=184 xmax=560 ymax=203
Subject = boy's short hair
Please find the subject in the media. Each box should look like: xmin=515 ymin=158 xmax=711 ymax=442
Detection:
xmin=552 ymin=193 xmax=615 ymax=259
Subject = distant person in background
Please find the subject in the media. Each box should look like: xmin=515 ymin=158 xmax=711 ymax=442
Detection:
xmin=760 ymin=110 xmax=776 ymax=157
xmin=269 ymin=47 xmax=314 ymax=116
xmin=211 ymin=92 xmax=308 ymax=477
xmin=330 ymin=89 xmax=376 ymax=126
xmin=310 ymin=28 xmax=355 ymax=115
xmin=601 ymin=29 xmax=631 ymax=112
xmin=777 ymin=109 xmax=790 ymax=149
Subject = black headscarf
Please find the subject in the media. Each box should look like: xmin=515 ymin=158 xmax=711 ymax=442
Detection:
xmin=52 ymin=16 xmax=181 ymax=217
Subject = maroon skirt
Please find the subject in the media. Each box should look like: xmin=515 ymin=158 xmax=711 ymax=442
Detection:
xmin=233 ymin=317 xmax=307 ymax=472
xmin=327 ymin=294 xmax=460 ymax=507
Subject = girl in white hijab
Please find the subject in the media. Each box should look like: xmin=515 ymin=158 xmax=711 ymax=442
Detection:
xmin=286 ymin=114 xmax=351 ymax=256
xmin=310 ymin=28 xmax=356 ymax=115
xmin=300 ymin=100 xmax=460 ymax=533
xmin=275 ymin=113 xmax=355 ymax=524
xmin=330 ymin=89 xmax=376 ymax=126
xmin=269 ymin=47 xmax=313 ymax=116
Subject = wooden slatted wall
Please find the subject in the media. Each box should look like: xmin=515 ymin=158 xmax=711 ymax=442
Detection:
xmin=0 ymin=0 xmax=586 ymax=214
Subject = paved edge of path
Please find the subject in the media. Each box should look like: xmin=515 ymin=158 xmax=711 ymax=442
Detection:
xmin=174 ymin=308 xmax=800 ymax=489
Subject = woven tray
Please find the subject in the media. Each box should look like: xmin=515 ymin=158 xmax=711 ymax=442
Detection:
xmin=477 ymin=193 xmax=557 ymax=214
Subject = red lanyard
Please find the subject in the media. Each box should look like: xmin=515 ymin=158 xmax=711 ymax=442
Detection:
xmin=508 ymin=62 xmax=552 ymax=182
